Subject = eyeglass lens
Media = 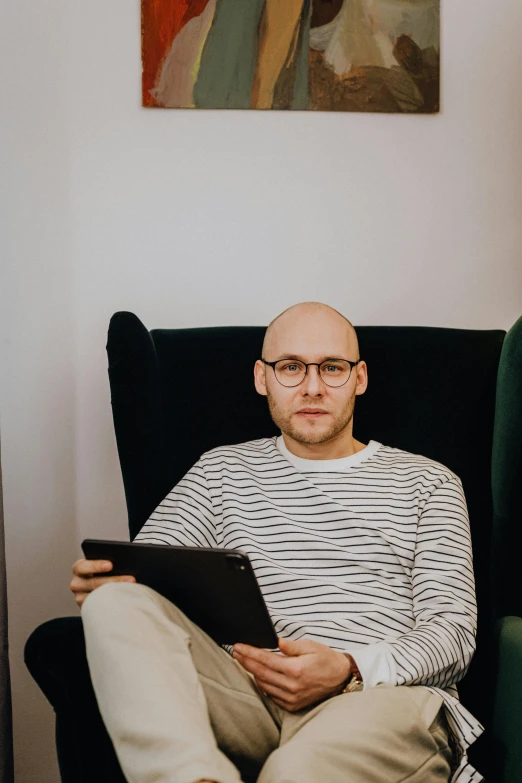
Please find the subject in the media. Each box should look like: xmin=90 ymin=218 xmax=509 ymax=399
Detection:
xmin=274 ymin=360 xmax=352 ymax=387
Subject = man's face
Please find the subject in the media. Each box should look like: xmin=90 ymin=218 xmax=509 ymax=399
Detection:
xmin=254 ymin=311 xmax=367 ymax=447
xmin=265 ymin=369 xmax=358 ymax=446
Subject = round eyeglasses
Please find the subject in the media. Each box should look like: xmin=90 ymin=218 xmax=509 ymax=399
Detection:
xmin=261 ymin=358 xmax=361 ymax=388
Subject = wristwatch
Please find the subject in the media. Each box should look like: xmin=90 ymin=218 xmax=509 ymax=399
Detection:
xmin=340 ymin=654 xmax=364 ymax=694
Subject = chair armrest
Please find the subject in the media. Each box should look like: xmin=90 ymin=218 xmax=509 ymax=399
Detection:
xmin=25 ymin=617 xmax=127 ymax=783
xmin=493 ymin=615 xmax=522 ymax=783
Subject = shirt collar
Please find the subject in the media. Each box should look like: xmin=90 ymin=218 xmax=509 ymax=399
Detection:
xmin=276 ymin=434 xmax=382 ymax=472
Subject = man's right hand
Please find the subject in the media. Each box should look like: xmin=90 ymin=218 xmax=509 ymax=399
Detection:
xmin=70 ymin=559 xmax=136 ymax=608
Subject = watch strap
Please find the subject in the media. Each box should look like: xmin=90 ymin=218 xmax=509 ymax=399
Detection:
xmin=340 ymin=654 xmax=364 ymax=693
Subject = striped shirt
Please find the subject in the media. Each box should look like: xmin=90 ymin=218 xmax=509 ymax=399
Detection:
xmin=134 ymin=435 xmax=484 ymax=783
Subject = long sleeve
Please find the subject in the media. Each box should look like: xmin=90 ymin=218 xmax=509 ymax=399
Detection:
xmin=133 ymin=458 xmax=218 ymax=548
xmin=343 ymin=476 xmax=477 ymax=690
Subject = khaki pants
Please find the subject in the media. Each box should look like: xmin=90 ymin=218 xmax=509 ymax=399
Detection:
xmin=81 ymin=582 xmax=453 ymax=783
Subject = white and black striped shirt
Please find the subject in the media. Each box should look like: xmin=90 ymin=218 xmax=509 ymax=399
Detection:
xmin=134 ymin=435 xmax=484 ymax=783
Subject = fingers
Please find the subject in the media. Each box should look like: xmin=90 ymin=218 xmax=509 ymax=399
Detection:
xmin=234 ymin=652 xmax=294 ymax=693
xmin=70 ymin=575 xmax=136 ymax=607
xmin=70 ymin=573 xmax=136 ymax=600
xmin=234 ymin=645 xmax=288 ymax=674
xmin=72 ymin=558 xmax=113 ymax=577
xmin=70 ymin=558 xmax=136 ymax=607
xmin=74 ymin=574 xmax=135 ymax=591
xmin=254 ymin=676 xmax=297 ymax=708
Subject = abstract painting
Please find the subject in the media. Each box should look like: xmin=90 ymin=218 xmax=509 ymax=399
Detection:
xmin=142 ymin=0 xmax=440 ymax=113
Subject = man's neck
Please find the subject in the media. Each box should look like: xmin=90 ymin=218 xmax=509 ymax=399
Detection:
xmin=280 ymin=434 xmax=367 ymax=461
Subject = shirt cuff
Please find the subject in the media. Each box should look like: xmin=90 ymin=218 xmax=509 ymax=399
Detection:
xmin=343 ymin=642 xmax=397 ymax=690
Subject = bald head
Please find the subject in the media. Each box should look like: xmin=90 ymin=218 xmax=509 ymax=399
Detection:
xmin=255 ymin=302 xmax=367 ymax=456
xmin=262 ymin=302 xmax=359 ymax=361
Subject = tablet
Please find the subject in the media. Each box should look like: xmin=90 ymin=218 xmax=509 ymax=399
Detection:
xmin=81 ymin=539 xmax=279 ymax=649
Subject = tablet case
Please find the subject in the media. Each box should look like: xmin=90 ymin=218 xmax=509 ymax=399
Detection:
xmin=81 ymin=539 xmax=279 ymax=648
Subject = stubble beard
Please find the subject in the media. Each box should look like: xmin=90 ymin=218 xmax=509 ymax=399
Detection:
xmin=265 ymin=386 xmax=357 ymax=446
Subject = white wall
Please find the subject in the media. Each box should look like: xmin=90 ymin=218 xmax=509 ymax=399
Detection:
xmin=1 ymin=0 xmax=522 ymax=780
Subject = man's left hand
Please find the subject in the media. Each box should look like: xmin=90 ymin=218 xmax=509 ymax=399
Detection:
xmin=232 ymin=637 xmax=351 ymax=712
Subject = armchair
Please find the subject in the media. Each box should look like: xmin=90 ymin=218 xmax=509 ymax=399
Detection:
xmin=24 ymin=311 xmax=522 ymax=782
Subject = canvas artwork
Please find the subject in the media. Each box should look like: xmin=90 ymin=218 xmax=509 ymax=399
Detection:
xmin=142 ymin=0 xmax=440 ymax=113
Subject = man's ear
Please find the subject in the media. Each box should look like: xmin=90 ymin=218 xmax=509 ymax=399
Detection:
xmin=254 ymin=359 xmax=268 ymax=397
xmin=354 ymin=361 xmax=368 ymax=396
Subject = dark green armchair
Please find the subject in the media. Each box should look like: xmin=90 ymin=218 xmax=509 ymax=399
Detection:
xmin=24 ymin=312 xmax=522 ymax=783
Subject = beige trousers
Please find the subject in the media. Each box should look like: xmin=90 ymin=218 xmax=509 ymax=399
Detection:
xmin=81 ymin=582 xmax=453 ymax=783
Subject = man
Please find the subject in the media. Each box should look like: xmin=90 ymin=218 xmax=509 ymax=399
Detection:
xmin=72 ymin=301 xmax=483 ymax=783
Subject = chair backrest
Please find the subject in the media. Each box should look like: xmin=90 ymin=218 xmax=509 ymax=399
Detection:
xmin=106 ymin=311 xmax=510 ymax=759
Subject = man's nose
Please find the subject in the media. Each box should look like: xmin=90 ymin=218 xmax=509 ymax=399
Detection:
xmin=301 ymin=365 xmax=324 ymax=393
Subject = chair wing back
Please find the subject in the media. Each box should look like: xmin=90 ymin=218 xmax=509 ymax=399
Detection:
xmin=107 ymin=313 xmax=278 ymax=535
xmin=491 ymin=315 xmax=522 ymax=619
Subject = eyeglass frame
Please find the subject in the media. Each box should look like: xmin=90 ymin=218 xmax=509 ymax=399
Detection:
xmin=261 ymin=357 xmax=362 ymax=388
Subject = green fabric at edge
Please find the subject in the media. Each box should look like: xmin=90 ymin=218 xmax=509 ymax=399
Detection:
xmin=493 ymin=616 xmax=522 ymax=783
